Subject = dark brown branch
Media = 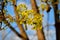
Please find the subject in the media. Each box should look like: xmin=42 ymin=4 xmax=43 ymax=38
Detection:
xmin=52 ymin=0 xmax=60 ymax=40
xmin=3 ymin=19 xmax=26 ymax=39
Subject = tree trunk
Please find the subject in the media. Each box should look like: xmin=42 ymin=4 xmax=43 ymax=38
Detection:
xmin=12 ymin=0 xmax=29 ymax=40
xmin=53 ymin=0 xmax=60 ymax=40
xmin=30 ymin=0 xmax=45 ymax=40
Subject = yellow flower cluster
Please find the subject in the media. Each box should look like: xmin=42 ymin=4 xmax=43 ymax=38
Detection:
xmin=19 ymin=10 xmax=42 ymax=30
xmin=32 ymin=13 xmax=42 ymax=30
xmin=17 ymin=4 xmax=27 ymax=12
xmin=17 ymin=4 xmax=42 ymax=30
xmin=19 ymin=10 xmax=34 ymax=24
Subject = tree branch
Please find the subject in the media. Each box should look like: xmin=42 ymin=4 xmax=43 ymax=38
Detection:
xmin=12 ymin=0 xmax=29 ymax=40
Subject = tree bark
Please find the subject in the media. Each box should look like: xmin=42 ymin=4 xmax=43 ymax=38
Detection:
xmin=30 ymin=0 xmax=45 ymax=40
xmin=12 ymin=0 xmax=29 ymax=40
xmin=53 ymin=0 xmax=60 ymax=40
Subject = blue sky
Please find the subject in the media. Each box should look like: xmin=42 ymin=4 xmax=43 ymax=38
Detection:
xmin=1 ymin=0 xmax=60 ymax=40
